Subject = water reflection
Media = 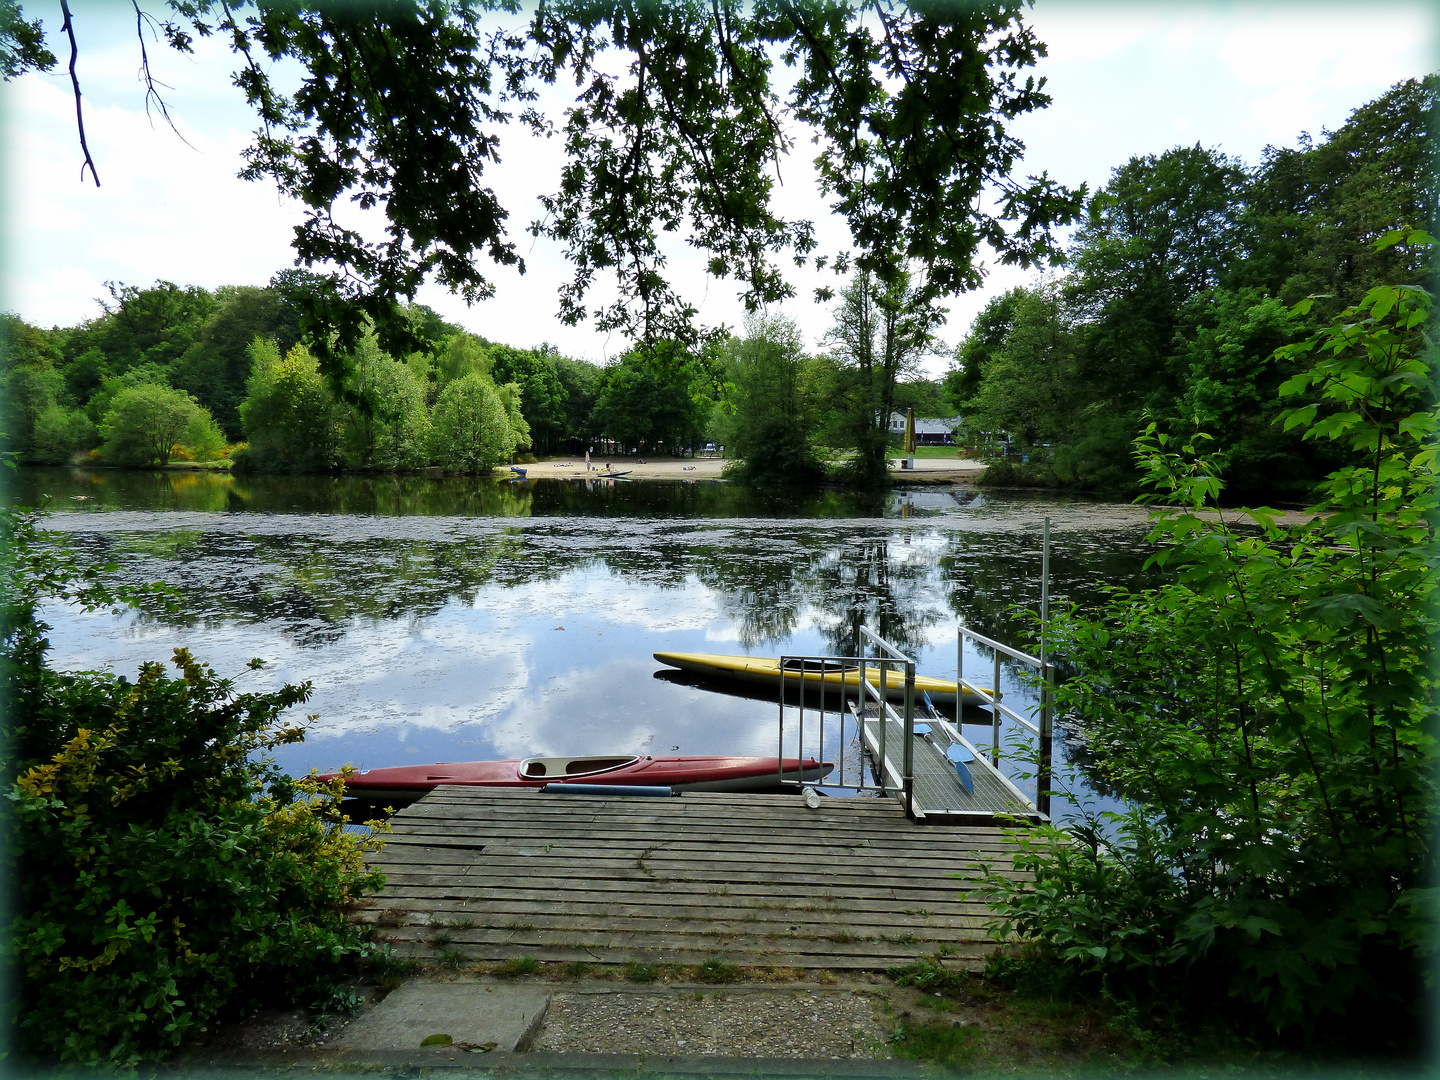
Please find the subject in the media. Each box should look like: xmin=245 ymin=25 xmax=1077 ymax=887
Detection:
xmin=19 ymin=466 xmax=1158 ymax=818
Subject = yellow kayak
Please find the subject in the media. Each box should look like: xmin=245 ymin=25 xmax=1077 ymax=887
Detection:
xmin=652 ymin=651 xmax=995 ymax=705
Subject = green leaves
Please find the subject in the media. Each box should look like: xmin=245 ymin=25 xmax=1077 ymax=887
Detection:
xmin=1297 ymin=592 xmax=1403 ymax=630
xmin=983 ymin=233 xmax=1436 ymax=1050
xmin=78 ymin=2 xmax=1080 ymax=363
xmin=3 ymin=523 xmax=386 ymax=1065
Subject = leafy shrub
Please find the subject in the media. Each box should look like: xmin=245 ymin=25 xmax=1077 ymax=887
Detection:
xmin=178 ymin=410 xmax=227 ymax=461
xmin=31 ymin=404 xmax=98 ymax=464
xmin=237 ymin=340 xmax=340 ymax=471
xmin=981 ymin=230 xmax=1437 ymax=1054
xmin=1 ymin=501 xmax=386 ymax=1066
xmin=100 ymin=383 xmax=217 ymax=466
xmin=429 ymin=372 xmax=519 ymax=471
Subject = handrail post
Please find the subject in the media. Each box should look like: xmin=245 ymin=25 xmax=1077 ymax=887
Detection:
xmin=867 ymin=653 xmax=886 ymax=794
xmin=903 ymin=659 xmax=916 ymax=820
xmin=1038 ymin=515 xmax=1051 ymax=815
xmin=991 ymin=649 xmax=1002 ymax=766
xmin=879 ymin=658 xmax=890 ymax=794
xmin=811 ymin=661 xmax=822 ymax=789
xmin=1038 ymin=661 xmax=1053 ymax=817
xmin=777 ymin=658 xmax=786 ymax=784
xmin=957 ymin=629 xmax=965 ymax=715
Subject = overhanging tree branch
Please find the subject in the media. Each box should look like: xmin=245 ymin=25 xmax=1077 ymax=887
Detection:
xmin=131 ymin=0 xmax=194 ymax=148
xmin=59 ymin=0 xmax=98 ymax=187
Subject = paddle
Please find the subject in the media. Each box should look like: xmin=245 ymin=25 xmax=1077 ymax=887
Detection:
xmin=946 ymin=742 xmax=975 ymax=795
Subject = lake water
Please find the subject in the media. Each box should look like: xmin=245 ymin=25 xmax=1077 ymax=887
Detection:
xmin=10 ymin=466 xmax=1162 ymax=820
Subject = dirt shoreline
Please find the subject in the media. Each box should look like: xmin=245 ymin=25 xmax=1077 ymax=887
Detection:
xmin=526 ymin=454 xmax=987 ymax=484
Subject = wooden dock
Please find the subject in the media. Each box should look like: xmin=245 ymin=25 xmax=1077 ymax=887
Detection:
xmin=358 ymin=786 xmax=1022 ymax=972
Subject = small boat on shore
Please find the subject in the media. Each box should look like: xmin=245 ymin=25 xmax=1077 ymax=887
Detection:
xmin=653 ymin=651 xmax=995 ymax=705
xmin=317 ymin=753 xmax=833 ymax=804
xmin=509 ymin=465 xmax=528 ymax=477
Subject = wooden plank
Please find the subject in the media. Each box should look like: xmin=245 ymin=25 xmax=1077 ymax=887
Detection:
xmin=379 ymin=942 xmax=990 ymax=972
xmin=393 ymin=808 xmax=928 ymax=834
xmin=381 ymin=820 xmax=1020 ymax=850
xmin=371 ymin=869 xmax=1019 ymax=898
xmin=368 ymin=859 xmax=1016 ymax=886
xmin=373 ymin=925 xmax=993 ymax=960
xmin=364 ymin=879 xmax=992 ymax=906
xmin=406 ymin=806 xmax=904 ymax=829
xmin=376 ymin=821 xmax=1019 ymax=855
xmin=372 ymin=842 xmax=1011 ymax=871
xmin=407 ymin=793 xmax=902 ymax=813
xmin=381 ymin=826 xmax=1013 ymax=855
xmin=404 ymin=801 xmax=909 ymax=824
xmin=358 ymin=888 xmax=993 ymax=914
xmin=371 ymin=862 xmax=1021 ymax=887
xmin=374 ymin=919 xmax=988 ymax=945
xmin=416 ymin=790 xmax=904 ymax=809
xmin=354 ymin=898 xmax=990 ymax=930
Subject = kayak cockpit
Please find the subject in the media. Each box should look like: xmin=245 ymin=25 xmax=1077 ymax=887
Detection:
xmin=778 ymin=657 xmax=858 ymax=673
xmin=519 ymin=755 xmax=641 ymax=779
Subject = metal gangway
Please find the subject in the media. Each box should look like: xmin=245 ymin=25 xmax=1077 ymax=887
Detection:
xmin=776 ymin=518 xmax=1059 ymax=824
xmin=777 ymin=627 xmax=1047 ymax=825
xmin=955 ymin=625 xmax=1055 ymax=817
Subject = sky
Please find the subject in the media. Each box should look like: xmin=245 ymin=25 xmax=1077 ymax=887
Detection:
xmin=2 ymin=2 xmax=1436 ymax=378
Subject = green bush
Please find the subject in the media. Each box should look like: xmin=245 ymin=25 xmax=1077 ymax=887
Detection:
xmin=99 ymin=383 xmax=219 ymax=467
xmin=178 ymin=410 xmax=227 ymax=461
xmin=237 ymin=340 xmax=340 ymax=471
xmin=1 ymin=502 xmax=386 ymax=1066
xmin=981 ymin=230 xmax=1437 ymax=1054
xmin=429 ymin=372 xmax=518 ymax=471
xmin=32 ymin=404 xmax=98 ymax=464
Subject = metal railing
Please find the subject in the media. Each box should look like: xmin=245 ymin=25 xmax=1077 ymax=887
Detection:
xmin=956 ymin=626 xmax=1055 ymax=816
xmin=777 ymin=627 xmax=918 ymax=816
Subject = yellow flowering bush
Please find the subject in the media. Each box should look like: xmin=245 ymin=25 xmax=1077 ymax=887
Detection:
xmin=3 ymin=504 xmax=386 ymax=1066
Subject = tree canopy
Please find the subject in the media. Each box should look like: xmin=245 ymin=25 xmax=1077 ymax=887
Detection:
xmin=952 ymin=75 xmax=1438 ymax=499
xmin=3 ymin=0 xmax=1082 ymax=380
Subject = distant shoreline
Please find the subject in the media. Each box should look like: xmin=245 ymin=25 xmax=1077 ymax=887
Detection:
xmin=35 ymin=453 xmax=989 ymax=485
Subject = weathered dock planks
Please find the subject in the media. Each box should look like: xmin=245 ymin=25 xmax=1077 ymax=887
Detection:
xmin=358 ymin=786 xmax=1023 ymax=971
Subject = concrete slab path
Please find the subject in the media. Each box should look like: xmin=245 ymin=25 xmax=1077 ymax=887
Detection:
xmin=331 ymin=980 xmax=549 ymax=1054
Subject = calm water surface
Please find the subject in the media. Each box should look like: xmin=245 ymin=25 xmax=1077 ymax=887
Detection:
xmin=11 ymin=466 xmax=1162 ymax=819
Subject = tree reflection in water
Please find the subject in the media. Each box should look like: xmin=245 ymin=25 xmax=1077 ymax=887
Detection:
xmin=20 ymin=467 xmax=1156 ymax=813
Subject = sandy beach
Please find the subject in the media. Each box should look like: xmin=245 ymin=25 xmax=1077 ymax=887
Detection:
xmin=524 ymin=454 xmax=987 ymax=483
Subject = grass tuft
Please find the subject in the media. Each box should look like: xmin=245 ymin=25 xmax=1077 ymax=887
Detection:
xmin=695 ymin=959 xmax=740 ymax=984
xmin=434 ymin=946 xmax=469 ymax=971
xmin=492 ymin=956 xmax=540 ymax=979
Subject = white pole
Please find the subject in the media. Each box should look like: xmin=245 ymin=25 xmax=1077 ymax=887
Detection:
xmin=1040 ymin=516 xmax=1050 ymax=668
xmin=1039 ymin=516 xmax=1052 ymax=816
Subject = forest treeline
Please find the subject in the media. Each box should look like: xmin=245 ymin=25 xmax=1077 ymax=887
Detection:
xmin=3 ymin=77 xmax=1430 ymax=496
xmin=946 ymin=75 xmax=1436 ymax=500
xmin=0 ymin=273 xmax=631 ymax=472
xmin=0 ymin=271 xmax=948 ymax=479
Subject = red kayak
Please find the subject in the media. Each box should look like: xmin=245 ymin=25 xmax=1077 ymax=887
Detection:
xmin=317 ymin=753 xmax=834 ymax=804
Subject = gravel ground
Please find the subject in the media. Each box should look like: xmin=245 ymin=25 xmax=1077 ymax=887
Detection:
xmin=533 ymin=985 xmax=894 ymax=1059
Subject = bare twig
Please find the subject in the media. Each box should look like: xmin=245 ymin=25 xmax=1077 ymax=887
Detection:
xmin=59 ymin=0 xmax=99 ymax=186
xmin=132 ymin=0 xmax=196 ymax=149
